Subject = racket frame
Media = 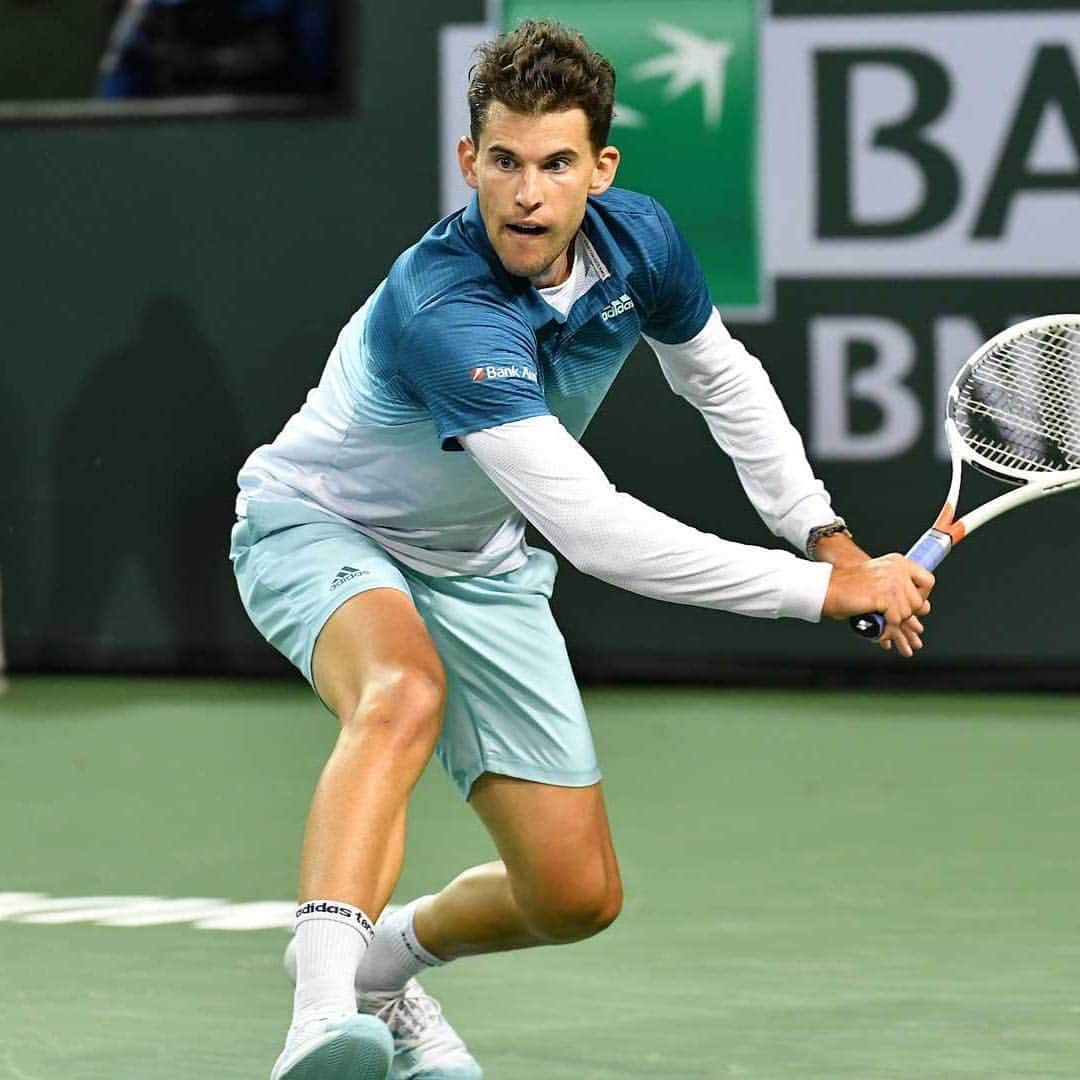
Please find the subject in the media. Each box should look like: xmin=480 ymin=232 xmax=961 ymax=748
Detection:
xmin=943 ymin=312 xmax=1080 ymax=539
xmin=850 ymin=313 xmax=1080 ymax=640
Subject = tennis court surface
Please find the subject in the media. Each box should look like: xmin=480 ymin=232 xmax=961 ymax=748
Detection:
xmin=2 ymin=677 xmax=1077 ymax=1078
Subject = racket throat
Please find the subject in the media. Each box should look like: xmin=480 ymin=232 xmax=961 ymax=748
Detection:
xmin=933 ymin=498 xmax=966 ymax=544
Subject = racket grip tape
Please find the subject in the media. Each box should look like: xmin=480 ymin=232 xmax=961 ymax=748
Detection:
xmin=848 ymin=528 xmax=953 ymax=640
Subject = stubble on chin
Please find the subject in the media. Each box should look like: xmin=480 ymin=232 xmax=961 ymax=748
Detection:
xmin=503 ymin=252 xmax=559 ymax=281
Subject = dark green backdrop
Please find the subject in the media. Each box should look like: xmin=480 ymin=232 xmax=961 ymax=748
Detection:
xmin=2 ymin=0 xmax=1078 ymax=683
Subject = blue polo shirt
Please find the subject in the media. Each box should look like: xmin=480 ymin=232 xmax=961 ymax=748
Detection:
xmin=370 ymin=188 xmax=711 ymax=445
xmin=236 ymin=187 xmax=714 ymax=575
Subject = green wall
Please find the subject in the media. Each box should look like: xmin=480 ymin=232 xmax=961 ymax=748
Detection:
xmin=0 ymin=0 xmax=118 ymax=101
xmin=1 ymin=0 xmax=482 ymax=675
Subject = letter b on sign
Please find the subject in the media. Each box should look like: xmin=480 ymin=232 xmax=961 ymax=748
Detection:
xmin=810 ymin=317 xmax=921 ymax=461
xmin=816 ymin=49 xmax=961 ymax=237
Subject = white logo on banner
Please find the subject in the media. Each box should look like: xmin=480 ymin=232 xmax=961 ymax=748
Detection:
xmin=630 ymin=23 xmax=734 ymax=129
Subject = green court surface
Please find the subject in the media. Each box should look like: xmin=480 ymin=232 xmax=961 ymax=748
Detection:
xmin=2 ymin=678 xmax=1078 ymax=1079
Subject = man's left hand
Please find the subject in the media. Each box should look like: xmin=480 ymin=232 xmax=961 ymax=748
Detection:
xmin=812 ymin=532 xmax=926 ymax=658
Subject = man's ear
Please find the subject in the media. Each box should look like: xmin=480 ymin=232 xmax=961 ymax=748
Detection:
xmin=458 ymin=136 xmax=479 ymax=190
xmin=589 ymin=146 xmax=620 ymax=196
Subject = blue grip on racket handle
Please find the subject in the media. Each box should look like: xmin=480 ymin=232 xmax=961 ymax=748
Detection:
xmin=848 ymin=528 xmax=952 ymax=640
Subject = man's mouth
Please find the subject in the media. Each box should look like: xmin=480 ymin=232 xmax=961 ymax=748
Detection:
xmin=506 ymin=223 xmax=548 ymax=237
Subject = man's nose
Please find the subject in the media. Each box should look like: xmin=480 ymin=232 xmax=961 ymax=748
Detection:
xmin=515 ymin=168 xmax=542 ymax=209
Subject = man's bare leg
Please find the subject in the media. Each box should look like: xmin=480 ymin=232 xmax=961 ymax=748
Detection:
xmin=283 ymin=685 xmax=619 ymax=1077
xmin=303 ymin=587 xmax=447 ymax=916
xmin=281 ymin=584 xmax=446 ymax=1063
xmin=418 ymin=774 xmax=622 ymax=956
xmin=358 ymin=773 xmax=622 ymax=995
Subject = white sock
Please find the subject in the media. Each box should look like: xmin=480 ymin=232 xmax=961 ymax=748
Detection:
xmin=357 ymin=896 xmax=446 ymax=992
xmin=291 ymin=899 xmax=375 ymax=1029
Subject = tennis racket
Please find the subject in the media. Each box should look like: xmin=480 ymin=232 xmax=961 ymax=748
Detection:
xmin=850 ymin=313 xmax=1080 ymax=640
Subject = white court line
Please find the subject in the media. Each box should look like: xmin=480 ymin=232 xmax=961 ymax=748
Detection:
xmin=0 ymin=892 xmax=294 ymax=931
xmin=194 ymin=901 xmax=297 ymax=930
xmin=11 ymin=897 xmax=161 ymax=923
xmin=3 ymin=1048 xmax=43 ymax=1080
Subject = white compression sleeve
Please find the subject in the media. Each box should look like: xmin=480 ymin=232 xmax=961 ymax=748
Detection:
xmin=461 ymin=416 xmax=831 ymax=622
xmin=645 ymin=310 xmax=835 ymax=553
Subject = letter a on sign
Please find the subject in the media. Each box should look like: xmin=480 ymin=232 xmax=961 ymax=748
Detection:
xmin=502 ymin=0 xmax=762 ymax=311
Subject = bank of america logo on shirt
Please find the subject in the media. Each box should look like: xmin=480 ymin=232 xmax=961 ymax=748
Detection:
xmin=471 ymin=364 xmax=538 ymax=383
xmin=501 ymin=1 xmax=762 ymax=313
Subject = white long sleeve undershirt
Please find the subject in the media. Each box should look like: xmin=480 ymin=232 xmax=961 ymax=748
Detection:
xmin=645 ymin=309 xmax=836 ymax=552
xmin=462 ymin=415 xmax=832 ymax=622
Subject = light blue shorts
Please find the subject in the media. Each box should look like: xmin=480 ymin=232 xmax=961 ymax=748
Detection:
xmin=229 ymin=500 xmax=599 ymax=798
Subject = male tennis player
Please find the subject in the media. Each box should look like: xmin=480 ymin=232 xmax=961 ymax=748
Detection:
xmin=231 ymin=19 xmax=935 ymax=1079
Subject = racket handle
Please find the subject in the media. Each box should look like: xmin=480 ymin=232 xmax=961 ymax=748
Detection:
xmin=848 ymin=528 xmax=953 ymax=640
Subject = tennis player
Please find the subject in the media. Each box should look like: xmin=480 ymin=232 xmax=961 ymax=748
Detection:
xmin=231 ymin=19 xmax=935 ymax=1079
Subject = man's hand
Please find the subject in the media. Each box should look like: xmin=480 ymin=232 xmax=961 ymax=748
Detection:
xmin=813 ymin=533 xmax=932 ymax=658
xmin=822 ymin=555 xmax=934 ymax=657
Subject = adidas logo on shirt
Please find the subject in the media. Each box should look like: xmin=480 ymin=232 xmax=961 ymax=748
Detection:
xmin=330 ymin=565 xmax=369 ymax=590
xmin=470 ymin=364 xmax=538 ymax=383
xmin=600 ymin=294 xmax=634 ymax=321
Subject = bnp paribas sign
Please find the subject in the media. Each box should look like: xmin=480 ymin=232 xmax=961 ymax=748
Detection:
xmin=440 ymin=4 xmax=1079 ymax=323
xmin=439 ymin=2 xmax=763 ymax=313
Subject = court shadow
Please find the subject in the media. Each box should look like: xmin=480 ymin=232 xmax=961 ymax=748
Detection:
xmin=47 ymin=296 xmax=246 ymax=669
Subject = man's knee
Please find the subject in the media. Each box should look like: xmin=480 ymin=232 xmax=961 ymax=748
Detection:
xmin=520 ymin=875 xmax=623 ymax=944
xmin=341 ymin=665 xmax=446 ymax=758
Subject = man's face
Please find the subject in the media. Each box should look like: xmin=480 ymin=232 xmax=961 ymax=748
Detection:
xmin=458 ymin=103 xmax=619 ymax=288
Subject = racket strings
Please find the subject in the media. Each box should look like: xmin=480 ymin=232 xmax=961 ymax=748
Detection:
xmin=952 ymin=324 xmax=1080 ymax=475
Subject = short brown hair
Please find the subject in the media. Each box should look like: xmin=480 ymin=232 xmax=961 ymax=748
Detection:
xmin=468 ymin=19 xmax=616 ymax=153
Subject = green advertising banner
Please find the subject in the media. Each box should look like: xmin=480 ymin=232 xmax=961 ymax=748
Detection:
xmin=503 ymin=0 xmax=762 ymax=311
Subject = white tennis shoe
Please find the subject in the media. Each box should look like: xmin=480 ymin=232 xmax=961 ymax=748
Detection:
xmin=282 ymin=939 xmax=481 ymax=1079
xmin=359 ymin=979 xmax=482 ymax=1080
xmin=270 ymin=1013 xmax=393 ymax=1080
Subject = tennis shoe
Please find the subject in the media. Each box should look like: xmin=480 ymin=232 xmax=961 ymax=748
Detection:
xmin=358 ymin=979 xmax=482 ymax=1080
xmin=270 ymin=1013 xmax=394 ymax=1080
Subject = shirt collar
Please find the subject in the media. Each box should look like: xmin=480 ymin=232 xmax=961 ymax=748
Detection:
xmin=580 ymin=195 xmax=634 ymax=282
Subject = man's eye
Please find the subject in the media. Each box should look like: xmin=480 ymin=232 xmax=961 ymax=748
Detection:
xmin=547 ymin=158 xmax=569 ymax=172
xmin=496 ymin=157 xmax=516 ymax=170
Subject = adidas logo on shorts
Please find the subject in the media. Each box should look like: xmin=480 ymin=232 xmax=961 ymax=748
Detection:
xmin=330 ymin=565 xmax=369 ymax=590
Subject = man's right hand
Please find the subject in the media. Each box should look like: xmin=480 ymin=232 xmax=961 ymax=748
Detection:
xmin=822 ymin=554 xmax=935 ymax=657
